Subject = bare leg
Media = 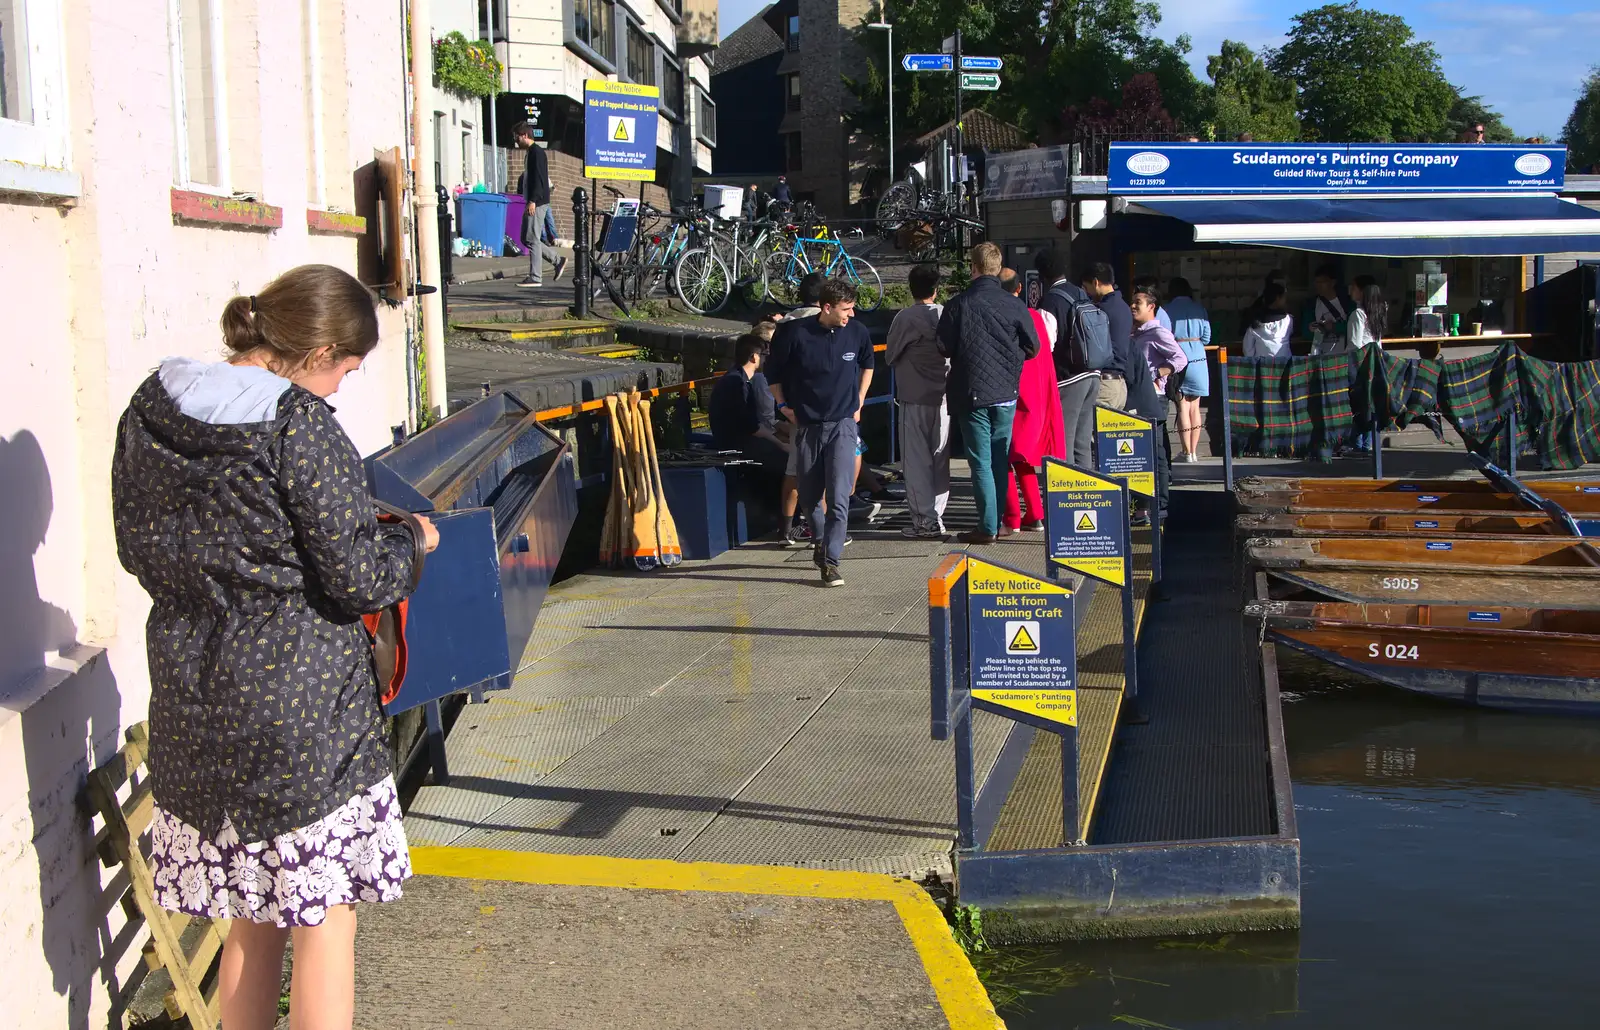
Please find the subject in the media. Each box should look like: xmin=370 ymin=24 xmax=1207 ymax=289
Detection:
xmin=782 ymin=476 xmax=798 ymax=520
xmin=220 ymin=918 xmax=291 ymax=1030
xmin=289 ymin=905 xmax=358 ymax=1030
xmin=1185 ymin=397 xmax=1203 ymax=457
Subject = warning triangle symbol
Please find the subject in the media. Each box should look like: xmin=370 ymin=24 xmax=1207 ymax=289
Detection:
xmin=613 ymin=120 xmax=631 ymax=141
xmin=1075 ymin=512 xmax=1096 ymax=532
xmin=1008 ymin=624 xmax=1039 ymax=653
xmin=1117 ymin=439 xmax=1135 ymax=455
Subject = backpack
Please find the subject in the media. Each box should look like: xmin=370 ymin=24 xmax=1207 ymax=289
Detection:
xmin=1051 ymin=285 xmax=1114 ymax=373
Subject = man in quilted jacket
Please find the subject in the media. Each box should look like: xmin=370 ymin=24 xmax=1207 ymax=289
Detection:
xmin=937 ymin=242 xmax=1041 ymax=543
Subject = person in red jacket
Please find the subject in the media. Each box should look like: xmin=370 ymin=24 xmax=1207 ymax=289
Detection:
xmin=1000 ymin=269 xmax=1066 ymax=535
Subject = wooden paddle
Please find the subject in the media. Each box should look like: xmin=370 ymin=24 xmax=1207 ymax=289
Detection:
xmin=639 ymin=397 xmax=683 ymax=566
xmin=600 ymin=395 xmax=626 ymax=567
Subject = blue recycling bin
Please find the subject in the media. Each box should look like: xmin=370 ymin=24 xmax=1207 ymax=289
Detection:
xmin=456 ymin=193 xmax=514 ymax=254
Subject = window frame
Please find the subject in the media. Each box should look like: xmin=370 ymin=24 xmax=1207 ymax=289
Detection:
xmin=786 ymin=14 xmax=799 ymax=52
xmin=0 ymin=0 xmax=74 ymax=190
xmin=564 ymin=0 xmax=616 ymax=74
xmin=658 ymin=47 xmax=684 ymax=123
xmin=623 ymin=18 xmax=653 ymax=87
xmin=695 ymin=87 xmax=715 ymax=147
xmin=167 ymin=0 xmax=233 ymax=195
xmin=304 ymin=0 xmax=326 ymax=207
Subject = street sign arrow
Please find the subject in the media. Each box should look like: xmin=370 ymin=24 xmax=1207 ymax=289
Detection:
xmin=960 ymin=72 xmax=1001 ymax=91
xmin=961 ymin=56 xmax=1003 ymax=70
xmin=902 ymin=53 xmax=953 ymax=72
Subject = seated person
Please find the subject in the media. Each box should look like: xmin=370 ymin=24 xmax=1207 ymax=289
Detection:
xmin=708 ymin=334 xmax=790 ymax=477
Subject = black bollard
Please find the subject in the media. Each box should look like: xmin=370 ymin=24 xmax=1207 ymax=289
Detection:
xmin=436 ymin=184 xmax=453 ymax=311
xmin=572 ymin=187 xmax=590 ymax=319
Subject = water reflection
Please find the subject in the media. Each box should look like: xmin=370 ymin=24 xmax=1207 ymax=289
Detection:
xmin=999 ymin=647 xmax=1600 ymax=1028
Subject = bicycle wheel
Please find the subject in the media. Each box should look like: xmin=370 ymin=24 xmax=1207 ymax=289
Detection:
xmin=875 ymin=181 xmax=916 ymax=232
xmin=843 ymin=258 xmax=884 ymax=313
xmin=764 ymin=250 xmax=805 ymax=307
xmin=675 ymin=248 xmax=732 ymax=315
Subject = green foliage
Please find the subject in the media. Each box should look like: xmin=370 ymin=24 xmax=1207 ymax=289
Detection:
xmin=1562 ymin=66 xmax=1600 ymax=172
xmin=949 ymin=903 xmax=988 ymax=954
xmin=433 ymin=31 xmax=502 ymax=100
xmin=1206 ymin=40 xmax=1299 ymax=142
xmin=970 ymin=947 xmax=1095 ymax=1011
xmin=1267 ymin=2 xmax=1455 ymax=142
xmin=944 ymin=260 xmax=972 ymax=295
xmin=1446 ymin=92 xmax=1518 ymax=143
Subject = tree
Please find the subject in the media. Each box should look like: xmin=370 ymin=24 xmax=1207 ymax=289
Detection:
xmin=1445 ymin=93 xmax=1517 ymax=143
xmin=1206 ymin=40 xmax=1299 ymax=142
xmin=1562 ymin=67 xmax=1600 ymax=173
xmin=843 ymin=0 xmax=1208 ymax=157
xmin=1267 ymin=3 xmax=1454 ymax=142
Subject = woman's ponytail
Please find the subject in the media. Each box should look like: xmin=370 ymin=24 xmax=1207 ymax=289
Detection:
xmin=220 ymin=295 xmax=265 ymax=355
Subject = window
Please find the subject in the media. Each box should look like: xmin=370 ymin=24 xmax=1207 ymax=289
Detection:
xmin=695 ymin=88 xmax=715 ymax=146
xmin=572 ymin=0 xmax=613 ymax=63
xmin=169 ymin=0 xmax=231 ymax=190
xmin=625 ymin=21 xmax=652 ymax=86
xmin=0 ymin=0 xmax=71 ymax=178
xmin=785 ymin=132 xmax=802 ymax=172
xmin=661 ymin=56 xmax=684 ymax=118
xmin=786 ymin=73 xmax=801 ymax=112
xmin=786 ymin=15 xmax=799 ymax=52
xmin=303 ymin=0 xmax=349 ymax=208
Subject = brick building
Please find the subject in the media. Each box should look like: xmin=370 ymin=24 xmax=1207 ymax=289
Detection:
xmin=711 ymin=0 xmax=873 ymax=217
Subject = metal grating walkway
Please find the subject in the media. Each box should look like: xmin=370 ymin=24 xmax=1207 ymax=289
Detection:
xmin=1092 ymin=489 xmax=1277 ymax=844
xmin=405 ymin=467 xmax=1058 ymax=877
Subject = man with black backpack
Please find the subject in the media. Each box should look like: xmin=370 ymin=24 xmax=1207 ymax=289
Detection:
xmin=1034 ymin=248 xmax=1106 ymax=468
xmin=1082 ymin=263 xmax=1132 ymax=411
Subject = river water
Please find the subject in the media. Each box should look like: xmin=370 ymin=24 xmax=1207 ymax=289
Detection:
xmin=997 ymin=649 xmax=1600 ymax=1028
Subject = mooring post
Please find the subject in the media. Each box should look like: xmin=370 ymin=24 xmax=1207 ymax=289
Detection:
xmin=1219 ymin=348 xmax=1234 ymax=492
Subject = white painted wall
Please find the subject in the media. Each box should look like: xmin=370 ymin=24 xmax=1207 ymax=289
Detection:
xmin=0 ymin=2 xmax=413 ymax=1025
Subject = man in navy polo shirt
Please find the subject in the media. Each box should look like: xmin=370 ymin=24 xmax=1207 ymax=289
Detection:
xmin=767 ymin=279 xmax=875 ymax=586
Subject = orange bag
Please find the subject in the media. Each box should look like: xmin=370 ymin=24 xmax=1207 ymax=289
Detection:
xmin=365 ymin=502 xmax=427 ymax=706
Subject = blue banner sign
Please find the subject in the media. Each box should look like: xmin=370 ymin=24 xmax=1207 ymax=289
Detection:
xmin=966 ymin=557 xmax=1077 ymax=729
xmin=1094 ymin=407 xmax=1156 ymax=498
xmin=902 ymin=53 xmax=953 ymax=72
xmin=583 ymin=79 xmax=659 ymax=181
xmin=961 ymin=56 xmax=1002 ymax=70
xmin=1109 ymin=142 xmax=1567 ymax=195
xmin=1044 ymin=459 xmax=1128 ymax=587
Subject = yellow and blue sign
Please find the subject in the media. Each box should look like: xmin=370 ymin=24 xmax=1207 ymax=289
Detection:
xmin=1095 ymin=406 xmax=1156 ymax=499
xmin=966 ymin=557 xmax=1076 ymax=729
xmin=1109 ymin=142 xmax=1566 ymax=195
xmin=583 ymin=79 xmax=659 ymax=181
xmin=1044 ymin=459 xmax=1128 ymax=587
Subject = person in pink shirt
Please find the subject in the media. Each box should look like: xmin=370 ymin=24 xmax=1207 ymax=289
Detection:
xmin=1000 ymin=270 xmax=1066 ymax=535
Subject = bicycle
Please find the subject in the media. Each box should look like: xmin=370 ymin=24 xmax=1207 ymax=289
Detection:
xmin=589 ymin=191 xmax=731 ymax=315
xmin=764 ymin=230 xmax=883 ymax=312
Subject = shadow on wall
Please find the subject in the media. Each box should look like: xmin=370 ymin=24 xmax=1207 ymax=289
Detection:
xmin=0 ymin=430 xmax=128 ymax=1028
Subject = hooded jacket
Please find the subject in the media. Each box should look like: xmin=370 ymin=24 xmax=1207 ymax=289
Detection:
xmin=112 ymin=360 xmax=420 ymax=842
xmin=1243 ymin=312 xmax=1295 ymax=359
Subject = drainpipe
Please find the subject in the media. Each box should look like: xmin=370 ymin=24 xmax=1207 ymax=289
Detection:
xmin=410 ymin=0 xmax=448 ymax=419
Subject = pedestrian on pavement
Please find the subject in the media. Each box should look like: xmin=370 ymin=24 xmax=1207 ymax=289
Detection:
xmin=1306 ymin=264 xmax=1351 ymax=355
xmin=886 ymin=263 xmax=950 ymax=539
xmin=1034 ymin=248 xmax=1103 ymax=468
xmin=1000 ymin=269 xmax=1065 ymax=536
xmin=774 ymin=272 xmax=829 ymax=544
xmin=772 ymin=175 xmax=794 ymax=207
xmin=936 ymin=242 xmax=1041 ymax=544
xmin=1344 ymin=274 xmax=1389 ymax=453
xmin=1132 ymin=276 xmax=1173 ymax=332
xmin=111 ymin=264 xmax=440 ymax=1029
xmin=710 ymin=334 xmax=790 ymax=491
xmin=743 ymin=184 xmax=762 ymax=221
xmin=513 ymin=122 xmax=568 ymax=288
xmin=767 ymin=279 xmax=875 ymax=586
xmin=1243 ymin=284 xmax=1295 ymax=358
xmin=1081 ymin=262 xmax=1133 ymax=411
xmin=1126 ymin=284 xmax=1184 ymax=526
xmin=1165 ymin=277 xmax=1212 ymax=462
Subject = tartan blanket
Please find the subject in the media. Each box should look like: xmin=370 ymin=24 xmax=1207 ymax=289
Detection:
xmin=1518 ymin=352 xmax=1600 ymax=469
xmin=1366 ymin=346 xmax=1441 ymax=432
xmin=1226 ymin=354 xmax=1356 ymax=457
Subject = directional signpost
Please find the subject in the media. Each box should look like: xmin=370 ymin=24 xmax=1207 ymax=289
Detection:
xmin=1044 ymin=459 xmax=1140 ymax=723
xmin=960 ymin=72 xmax=1001 ymax=91
xmin=961 ymin=56 xmax=1002 ymax=70
xmin=966 ymin=557 xmax=1080 ymax=846
xmin=902 ymin=53 xmax=953 ymax=72
xmin=1094 ymin=406 xmax=1163 ymax=588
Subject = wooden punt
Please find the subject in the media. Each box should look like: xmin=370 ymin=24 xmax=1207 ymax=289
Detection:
xmin=1235 ymin=474 xmax=1600 ymax=498
xmin=1246 ymin=535 xmax=1600 ymax=570
xmin=1235 ymin=511 xmax=1582 ymax=541
xmin=1244 ymin=599 xmax=1600 ymax=715
xmin=1235 ymin=485 xmax=1600 ymax=517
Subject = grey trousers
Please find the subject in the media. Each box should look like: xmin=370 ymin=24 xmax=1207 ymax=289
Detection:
xmin=897 ymin=401 xmax=950 ymax=532
xmin=795 ymin=419 xmax=858 ymax=567
xmin=1058 ymin=376 xmax=1099 ymax=469
xmin=526 ymin=204 xmax=559 ymax=281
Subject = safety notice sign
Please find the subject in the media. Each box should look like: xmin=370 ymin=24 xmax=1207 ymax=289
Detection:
xmin=1094 ymin=406 xmax=1156 ymax=498
xmin=966 ymin=556 xmax=1076 ymax=728
xmin=584 ymin=79 xmax=659 ymax=181
xmin=1044 ymin=458 xmax=1128 ymax=587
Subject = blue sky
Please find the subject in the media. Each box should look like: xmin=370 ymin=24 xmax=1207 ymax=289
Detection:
xmin=718 ymin=0 xmax=1595 ymax=137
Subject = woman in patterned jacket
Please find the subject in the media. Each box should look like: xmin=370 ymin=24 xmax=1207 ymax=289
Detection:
xmin=112 ymin=264 xmax=438 ymax=1030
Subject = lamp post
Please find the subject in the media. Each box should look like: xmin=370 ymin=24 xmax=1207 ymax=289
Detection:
xmin=867 ymin=19 xmax=893 ymax=185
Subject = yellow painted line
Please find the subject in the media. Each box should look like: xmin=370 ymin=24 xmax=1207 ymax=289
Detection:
xmin=411 ymin=847 xmax=1005 ymax=1030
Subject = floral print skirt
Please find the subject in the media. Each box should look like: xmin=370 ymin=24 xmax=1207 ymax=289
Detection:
xmin=149 ymin=777 xmax=411 ymax=928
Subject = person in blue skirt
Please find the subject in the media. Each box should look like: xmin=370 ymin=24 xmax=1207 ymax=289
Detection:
xmin=1165 ymin=277 xmax=1212 ymax=462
